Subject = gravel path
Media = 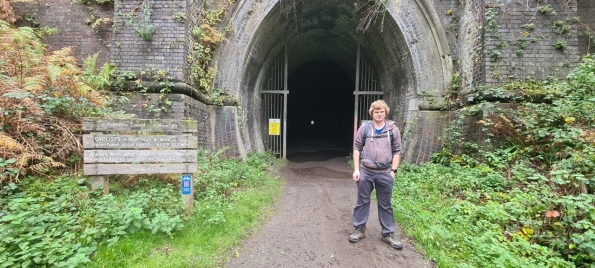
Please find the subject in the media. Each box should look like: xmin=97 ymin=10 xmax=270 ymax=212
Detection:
xmin=226 ymin=151 xmax=434 ymax=268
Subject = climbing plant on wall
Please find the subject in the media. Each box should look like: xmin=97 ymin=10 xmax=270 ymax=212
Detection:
xmin=129 ymin=0 xmax=155 ymax=40
xmin=79 ymin=0 xmax=113 ymax=34
xmin=479 ymin=1 xmax=586 ymax=83
xmin=187 ymin=2 xmax=236 ymax=105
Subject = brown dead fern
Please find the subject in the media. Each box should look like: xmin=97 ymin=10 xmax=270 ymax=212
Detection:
xmin=1 ymin=16 xmax=108 ymax=184
xmin=0 ymin=0 xmax=18 ymax=24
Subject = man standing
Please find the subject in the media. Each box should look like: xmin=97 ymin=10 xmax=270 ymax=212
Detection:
xmin=349 ymin=100 xmax=402 ymax=250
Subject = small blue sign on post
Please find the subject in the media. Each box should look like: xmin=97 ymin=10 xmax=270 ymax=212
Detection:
xmin=181 ymin=174 xmax=192 ymax=195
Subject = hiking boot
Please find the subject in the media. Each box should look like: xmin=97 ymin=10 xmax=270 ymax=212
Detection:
xmin=382 ymin=233 xmax=403 ymax=250
xmin=349 ymin=227 xmax=366 ymax=243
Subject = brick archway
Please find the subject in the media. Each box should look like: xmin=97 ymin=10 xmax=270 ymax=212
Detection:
xmin=213 ymin=0 xmax=453 ymax=162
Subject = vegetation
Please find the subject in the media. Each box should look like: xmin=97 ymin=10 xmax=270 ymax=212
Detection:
xmin=0 ymin=18 xmax=116 ymax=184
xmin=394 ymin=55 xmax=595 ymax=267
xmin=1 ymin=3 xmax=283 ymax=267
xmin=187 ymin=4 xmax=236 ymax=105
xmin=0 ymin=176 xmax=185 ymax=267
xmin=1 ymin=149 xmax=283 ymax=268
xmin=89 ymin=150 xmax=284 ymax=268
xmin=2 ymin=1 xmax=595 ymax=267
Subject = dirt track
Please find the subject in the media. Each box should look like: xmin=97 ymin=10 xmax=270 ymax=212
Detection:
xmin=226 ymin=149 xmax=434 ymax=268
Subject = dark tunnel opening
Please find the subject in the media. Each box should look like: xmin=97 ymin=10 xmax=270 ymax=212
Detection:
xmin=286 ymin=60 xmax=354 ymax=161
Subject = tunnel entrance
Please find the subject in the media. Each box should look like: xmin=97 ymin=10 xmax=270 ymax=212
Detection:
xmin=286 ymin=60 xmax=354 ymax=161
xmin=216 ymin=0 xmax=454 ymax=163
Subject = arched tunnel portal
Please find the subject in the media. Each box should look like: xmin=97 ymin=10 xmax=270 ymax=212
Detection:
xmin=214 ymin=0 xmax=453 ymax=162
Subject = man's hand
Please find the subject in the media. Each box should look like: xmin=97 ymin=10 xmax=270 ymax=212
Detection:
xmin=353 ymin=170 xmax=360 ymax=182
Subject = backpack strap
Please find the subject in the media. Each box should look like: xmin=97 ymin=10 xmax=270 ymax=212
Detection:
xmin=363 ymin=121 xmax=396 ymax=146
xmin=362 ymin=121 xmax=371 ymax=147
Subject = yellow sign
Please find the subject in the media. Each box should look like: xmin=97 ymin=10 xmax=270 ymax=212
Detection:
xmin=269 ymin=119 xmax=280 ymax=135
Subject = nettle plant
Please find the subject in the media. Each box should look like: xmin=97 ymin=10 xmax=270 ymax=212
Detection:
xmin=0 ymin=176 xmax=185 ymax=268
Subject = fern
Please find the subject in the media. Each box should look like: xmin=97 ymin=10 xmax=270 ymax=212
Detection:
xmin=29 ymin=159 xmax=65 ymax=175
xmin=98 ymin=62 xmax=116 ymax=81
xmin=22 ymin=75 xmax=43 ymax=91
xmin=83 ymin=52 xmax=99 ymax=76
xmin=1 ymin=0 xmax=19 ymax=24
xmin=0 ymin=11 xmax=114 ymax=183
xmin=0 ymin=132 xmax=24 ymax=153
xmin=82 ymin=52 xmax=115 ymax=90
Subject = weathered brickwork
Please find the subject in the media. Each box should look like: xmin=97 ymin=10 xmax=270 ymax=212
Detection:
xmin=483 ymin=0 xmax=581 ymax=84
xmin=184 ymin=0 xmax=206 ymax=82
xmin=11 ymin=0 xmax=113 ymax=67
xmin=111 ymin=0 xmax=187 ymax=81
xmin=182 ymin=94 xmax=212 ymax=151
xmin=110 ymin=93 xmax=210 ymax=149
xmin=403 ymin=111 xmax=450 ymax=164
xmin=212 ymin=106 xmax=242 ymax=157
xmin=457 ymin=0 xmax=486 ymax=91
xmin=7 ymin=0 xmax=595 ymax=162
xmin=433 ymin=0 xmax=461 ymax=59
xmin=577 ymin=0 xmax=595 ymax=55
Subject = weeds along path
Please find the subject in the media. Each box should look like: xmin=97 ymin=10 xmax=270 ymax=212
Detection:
xmin=226 ymin=154 xmax=434 ymax=267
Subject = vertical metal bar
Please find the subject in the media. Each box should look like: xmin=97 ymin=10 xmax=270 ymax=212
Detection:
xmin=264 ymin=94 xmax=267 ymax=149
xmin=269 ymin=93 xmax=272 ymax=155
xmin=354 ymin=43 xmax=361 ymax=142
xmin=364 ymin=57 xmax=369 ymax=92
xmin=279 ymin=95 xmax=282 ymax=156
xmin=283 ymin=44 xmax=288 ymax=159
xmin=274 ymin=95 xmax=277 ymax=156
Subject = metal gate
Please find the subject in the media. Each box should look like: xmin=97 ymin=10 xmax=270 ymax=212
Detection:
xmin=261 ymin=45 xmax=288 ymax=158
xmin=353 ymin=43 xmax=383 ymax=140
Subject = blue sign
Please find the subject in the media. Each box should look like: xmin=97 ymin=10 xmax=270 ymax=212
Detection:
xmin=181 ymin=174 xmax=192 ymax=195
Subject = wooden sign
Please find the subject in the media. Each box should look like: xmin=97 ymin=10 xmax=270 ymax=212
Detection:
xmin=83 ymin=118 xmax=199 ymax=209
xmin=84 ymin=163 xmax=198 ymax=175
xmin=83 ymin=135 xmax=198 ymax=149
xmin=83 ymin=118 xmax=198 ymax=132
xmin=84 ymin=150 xmax=198 ymax=163
xmin=83 ymin=118 xmax=199 ymax=176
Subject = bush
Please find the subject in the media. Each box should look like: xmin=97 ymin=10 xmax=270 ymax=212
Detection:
xmin=0 ymin=175 xmax=184 ymax=267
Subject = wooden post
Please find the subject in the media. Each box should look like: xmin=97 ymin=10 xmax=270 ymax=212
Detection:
xmin=91 ymin=175 xmax=109 ymax=196
xmin=89 ymin=131 xmax=109 ymax=196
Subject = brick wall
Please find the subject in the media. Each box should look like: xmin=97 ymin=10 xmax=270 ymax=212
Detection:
xmin=402 ymin=111 xmax=450 ymax=164
xmin=577 ymin=0 xmax=595 ymax=55
xmin=431 ymin=0 xmax=484 ymax=91
xmin=211 ymin=106 xmax=243 ymax=157
xmin=113 ymin=93 xmax=242 ymax=157
xmin=11 ymin=0 xmax=113 ymax=67
xmin=483 ymin=0 xmax=581 ymax=84
xmin=111 ymin=0 xmax=187 ymax=81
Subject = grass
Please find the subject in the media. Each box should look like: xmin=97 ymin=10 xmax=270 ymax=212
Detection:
xmin=89 ymin=170 xmax=284 ymax=268
xmin=391 ymin=163 xmax=476 ymax=267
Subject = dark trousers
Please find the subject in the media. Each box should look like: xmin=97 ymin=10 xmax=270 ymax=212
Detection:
xmin=352 ymin=168 xmax=396 ymax=235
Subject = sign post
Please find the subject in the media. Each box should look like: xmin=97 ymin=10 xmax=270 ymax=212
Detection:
xmin=181 ymin=173 xmax=193 ymax=209
xmin=83 ymin=118 xmax=199 ymax=210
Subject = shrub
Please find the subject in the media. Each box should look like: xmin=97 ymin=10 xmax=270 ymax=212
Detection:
xmin=0 ymin=175 xmax=184 ymax=268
